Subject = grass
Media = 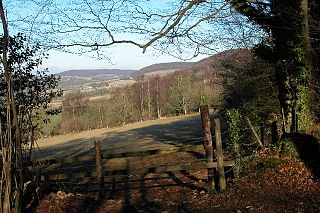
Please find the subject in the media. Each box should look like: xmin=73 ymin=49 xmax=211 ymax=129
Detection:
xmin=34 ymin=113 xmax=208 ymax=182
xmin=39 ymin=112 xmax=62 ymax=136
xmin=35 ymin=113 xmax=204 ymax=159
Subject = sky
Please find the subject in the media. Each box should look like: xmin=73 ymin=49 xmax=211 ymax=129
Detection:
xmin=41 ymin=44 xmax=207 ymax=74
xmin=5 ymin=0 xmax=210 ymax=74
xmin=3 ymin=0 xmax=261 ymax=74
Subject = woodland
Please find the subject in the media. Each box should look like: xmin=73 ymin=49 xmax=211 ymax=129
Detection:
xmin=0 ymin=0 xmax=320 ymax=212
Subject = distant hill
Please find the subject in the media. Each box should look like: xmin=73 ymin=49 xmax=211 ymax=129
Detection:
xmin=56 ymin=49 xmax=251 ymax=88
xmin=185 ymin=49 xmax=252 ymax=73
xmin=132 ymin=62 xmax=195 ymax=77
xmin=131 ymin=49 xmax=251 ymax=77
xmin=57 ymin=69 xmax=137 ymax=77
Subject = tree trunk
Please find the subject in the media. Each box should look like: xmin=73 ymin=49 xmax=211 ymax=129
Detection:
xmin=272 ymin=0 xmax=312 ymax=134
xmin=309 ymin=0 xmax=320 ymax=122
xmin=1 ymin=1 xmax=13 ymax=212
xmin=146 ymin=80 xmax=152 ymax=119
xmin=156 ymin=92 xmax=161 ymax=119
xmin=0 ymin=1 xmax=24 ymax=211
xmin=3 ymin=161 xmax=12 ymax=213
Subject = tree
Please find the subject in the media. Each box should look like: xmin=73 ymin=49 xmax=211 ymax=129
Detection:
xmin=133 ymin=75 xmax=146 ymax=122
xmin=1 ymin=34 xmax=62 ymax=144
xmin=168 ymin=72 xmax=194 ymax=115
xmin=12 ymin=0 xmax=262 ymax=59
xmin=149 ymin=75 xmax=164 ymax=119
xmin=62 ymin=91 xmax=89 ymax=119
xmin=132 ymin=75 xmax=160 ymax=120
xmin=61 ymin=91 xmax=89 ymax=132
xmin=222 ymin=52 xmax=279 ymax=124
xmin=110 ymin=87 xmax=136 ymax=125
xmin=0 ymin=31 xmax=61 ymax=213
xmin=0 ymin=2 xmax=19 ymax=211
xmin=194 ymin=81 xmax=214 ymax=109
xmin=230 ymin=0 xmax=320 ymax=133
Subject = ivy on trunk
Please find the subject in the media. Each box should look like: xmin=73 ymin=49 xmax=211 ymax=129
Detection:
xmin=231 ymin=0 xmax=319 ymax=134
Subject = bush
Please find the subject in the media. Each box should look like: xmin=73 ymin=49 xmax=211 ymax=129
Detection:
xmin=40 ymin=112 xmax=62 ymax=136
xmin=280 ymin=137 xmax=300 ymax=158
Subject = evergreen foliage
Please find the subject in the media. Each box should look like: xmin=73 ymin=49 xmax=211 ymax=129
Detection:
xmin=0 ymin=33 xmax=62 ymax=147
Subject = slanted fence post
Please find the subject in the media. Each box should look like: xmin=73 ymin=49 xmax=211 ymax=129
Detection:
xmin=214 ymin=116 xmax=226 ymax=191
xmin=94 ymin=140 xmax=105 ymax=199
xmin=200 ymin=105 xmax=216 ymax=191
xmin=246 ymin=117 xmax=263 ymax=148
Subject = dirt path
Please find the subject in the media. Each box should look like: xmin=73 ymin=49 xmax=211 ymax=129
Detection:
xmin=35 ymin=114 xmax=205 ymax=160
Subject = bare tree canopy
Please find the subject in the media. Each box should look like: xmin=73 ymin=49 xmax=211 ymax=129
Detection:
xmin=5 ymin=0 xmax=265 ymax=59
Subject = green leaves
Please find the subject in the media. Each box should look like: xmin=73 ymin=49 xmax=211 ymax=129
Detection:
xmin=0 ymin=33 xmax=62 ymax=142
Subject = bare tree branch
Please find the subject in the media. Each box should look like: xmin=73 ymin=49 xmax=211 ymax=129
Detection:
xmin=5 ymin=0 xmax=265 ymax=60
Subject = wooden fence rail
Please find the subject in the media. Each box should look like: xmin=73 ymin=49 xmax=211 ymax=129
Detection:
xmin=31 ymin=145 xmax=204 ymax=168
xmin=32 ymin=142 xmax=232 ymax=179
xmin=32 ymin=141 xmax=234 ymax=188
xmin=31 ymin=106 xmax=237 ymax=199
xmin=36 ymin=160 xmax=235 ymax=182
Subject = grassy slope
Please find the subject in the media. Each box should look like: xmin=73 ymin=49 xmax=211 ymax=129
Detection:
xmin=36 ymin=113 xmax=203 ymax=159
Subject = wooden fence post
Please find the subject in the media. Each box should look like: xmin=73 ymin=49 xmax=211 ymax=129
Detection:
xmin=94 ymin=140 xmax=105 ymax=199
xmin=271 ymin=121 xmax=279 ymax=145
xmin=260 ymin=123 xmax=265 ymax=146
xmin=214 ymin=117 xmax=226 ymax=191
xmin=200 ymin=105 xmax=216 ymax=191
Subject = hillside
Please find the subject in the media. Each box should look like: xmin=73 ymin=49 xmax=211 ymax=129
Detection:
xmin=185 ymin=48 xmax=252 ymax=72
xmin=58 ymin=69 xmax=137 ymax=77
xmin=55 ymin=49 xmax=252 ymax=91
xmin=57 ymin=49 xmax=250 ymax=79
xmin=131 ymin=62 xmax=194 ymax=77
xmin=129 ymin=49 xmax=251 ymax=78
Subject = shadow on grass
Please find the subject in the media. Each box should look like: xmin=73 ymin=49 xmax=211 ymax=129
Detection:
xmin=35 ymin=115 xmax=206 ymax=160
xmin=100 ymin=116 xmax=205 ymax=152
xmin=35 ymin=114 xmax=228 ymax=163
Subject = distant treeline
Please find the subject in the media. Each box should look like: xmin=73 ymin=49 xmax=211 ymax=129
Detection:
xmin=45 ymin=70 xmax=221 ymax=134
xmin=42 ymin=48 xmax=289 ymax=138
